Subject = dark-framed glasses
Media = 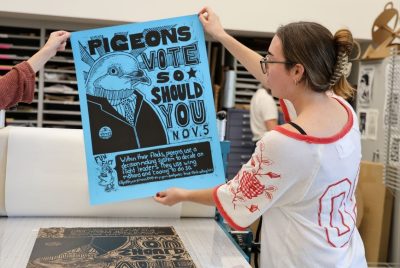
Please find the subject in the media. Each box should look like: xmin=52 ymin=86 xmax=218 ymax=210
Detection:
xmin=260 ymin=55 xmax=295 ymax=74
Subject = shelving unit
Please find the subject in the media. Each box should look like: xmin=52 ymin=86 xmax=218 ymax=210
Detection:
xmin=232 ymin=37 xmax=272 ymax=106
xmin=383 ymin=50 xmax=400 ymax=264
xmin=41 ymin=28 xmax=81 ymax=128
xmin=0 ymin=25 xmax=41 ymax=127
xmin=235 ymin=59 xmax=263 ymax=105
xmin=225 ymin=108 xmax=253 ymax=180
xmin=355 ymin=50 xmax=400 ymax=264
xmin=0 ymin=24 xmax=81 ymax=128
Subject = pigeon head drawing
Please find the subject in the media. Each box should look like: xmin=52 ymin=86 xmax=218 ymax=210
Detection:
xmin=82 ymin=50 xmax=168 ymax=154
xmin=86 ymin=53 xmax=150 ymax=99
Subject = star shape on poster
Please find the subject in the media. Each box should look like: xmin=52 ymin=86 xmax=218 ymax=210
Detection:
xmin=187 ymin=67 xmax=197 ymax=79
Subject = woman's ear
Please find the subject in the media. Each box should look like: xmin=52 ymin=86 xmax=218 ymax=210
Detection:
xmin=292 ymin=63 xmax=305 ymax=83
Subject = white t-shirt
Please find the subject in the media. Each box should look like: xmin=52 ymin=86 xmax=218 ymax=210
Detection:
xmin=214 ymin=97 xmax=367 ymax=268
xmin=250 ymin=88 xmax=278 ymax=141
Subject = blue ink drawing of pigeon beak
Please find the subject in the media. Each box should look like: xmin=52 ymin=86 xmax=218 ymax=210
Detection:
xmin=122 ymin=69 xmax=150 ymax=86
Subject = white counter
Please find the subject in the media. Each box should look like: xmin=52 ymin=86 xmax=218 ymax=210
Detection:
xmin=0 ymin=217 xmax=251 ymax=268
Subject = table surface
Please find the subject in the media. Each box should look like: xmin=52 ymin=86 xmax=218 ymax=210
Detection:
xmin=0 ymin=217 xmax=251 ymax=268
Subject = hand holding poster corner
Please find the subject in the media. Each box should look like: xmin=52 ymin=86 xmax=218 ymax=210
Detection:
xmin=71 ymin=15 xmax=225 ymax=205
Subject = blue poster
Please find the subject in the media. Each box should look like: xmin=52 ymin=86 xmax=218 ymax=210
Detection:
xmin=71 ymin=15 xmax=224 ymax=205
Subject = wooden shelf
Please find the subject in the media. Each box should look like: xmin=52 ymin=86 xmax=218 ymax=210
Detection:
xmin=44 ymin=89 xmax=79 ymax=95
xmin=42 ymin=120 xmax=82 ymax=126
xmin=44 ymin=100 xmax=80 ymax=105
xmin=6 ymin=110 xmax=38 ymax=114
xmin=47 ymin=58 xmax=74 ymax=64
xmin=44 ymin=79 xmax=77 ymax=85
xmin=43 ymin=110 xmax=81 ymax=115
xmin=0 ymin=33 xmax=40 ymax=40
xmin=0 ymin=43 xmax=40 ymax=50
xmin=45 ymin=68 xmax=76 ymax=74
xmin=5 ymin=119 xmax=37 ymax=126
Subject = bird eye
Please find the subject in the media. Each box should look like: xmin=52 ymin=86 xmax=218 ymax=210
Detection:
xmin=108 ymin=67 xmax=119 ymax=76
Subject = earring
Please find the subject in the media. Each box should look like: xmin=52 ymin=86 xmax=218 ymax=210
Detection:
xmin=294 ymin=79 xmax=298 ymax=86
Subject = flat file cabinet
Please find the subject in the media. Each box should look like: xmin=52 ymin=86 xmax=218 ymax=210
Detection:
xmin=225 ymin=108 xmax=254 ymax=180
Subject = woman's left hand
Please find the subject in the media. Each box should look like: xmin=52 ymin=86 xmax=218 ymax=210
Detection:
xmin=153 ymin=188 xmax=189 ymax=206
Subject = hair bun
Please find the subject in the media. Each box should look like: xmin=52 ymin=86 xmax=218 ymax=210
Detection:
xmin=329 ymin=29 xmax=354 ymax=86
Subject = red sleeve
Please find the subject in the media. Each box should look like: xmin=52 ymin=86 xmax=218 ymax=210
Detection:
xmin=0 ymin=61 xmax=35 ymax=110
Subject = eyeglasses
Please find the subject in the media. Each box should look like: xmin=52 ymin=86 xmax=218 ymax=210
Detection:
xmin=260 ymin=55 xmax=295 ymax=74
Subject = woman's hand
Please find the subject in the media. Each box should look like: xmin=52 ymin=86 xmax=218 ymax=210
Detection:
xmin=43 ymin=31 xmax=71 ymax=57
xmin=198 ymin=7 xmax=227 ymax=41
xmin=28 ymin=30 xmax=70 ymax=72
xmin=154 ymin=188 xmax=189 ymax=206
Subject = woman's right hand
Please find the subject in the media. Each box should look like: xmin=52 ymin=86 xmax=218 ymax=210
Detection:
xmin=27 ymin=30 xmax=70 ymax=73
xmin=42 ymin=31 xmax=70 ymax=58
xmin=198 ymin=7 xmax=227 ymax=41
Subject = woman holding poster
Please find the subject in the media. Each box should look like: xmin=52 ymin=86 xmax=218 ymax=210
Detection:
xmin=155 ymin=6 xmax=367 ymax=268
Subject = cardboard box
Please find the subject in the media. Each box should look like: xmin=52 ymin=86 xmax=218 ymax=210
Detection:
xmin=358 ymin=161 xmax=394 ymax=263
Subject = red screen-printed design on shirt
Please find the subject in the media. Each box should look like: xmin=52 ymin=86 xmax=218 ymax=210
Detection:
xmin=228 ymin=142 xmax=280 ymax=213
xmin=318 ymin=178 xmax=356 ymax=248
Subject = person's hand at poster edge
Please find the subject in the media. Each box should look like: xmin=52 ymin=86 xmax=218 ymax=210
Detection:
xmin=154 ymin=188 xmax=215 ymax=206
xmin=198 ymin=6 xmax=227 ymax=42
xmin=28 ymin=31 xmax=70 ymax=72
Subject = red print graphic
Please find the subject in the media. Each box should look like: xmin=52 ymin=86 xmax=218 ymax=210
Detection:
xmin=230 ymin=142 xmax=280 ymax=211
xmin=266 ymin=172 xmax=281 ymax=179
xmin=265 ymin=185 xmax=278 ymax=200
xmin=247 ymin=204 xmax=260 ymax=212
xmin=238 ymin=171 xmax=265 ymax=199
xmin=318 ymin=178 xmax=356 ymax=248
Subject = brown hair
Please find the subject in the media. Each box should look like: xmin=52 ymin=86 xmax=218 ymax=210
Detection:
xmin=276 ymin=22 xmax=354 ymax=99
